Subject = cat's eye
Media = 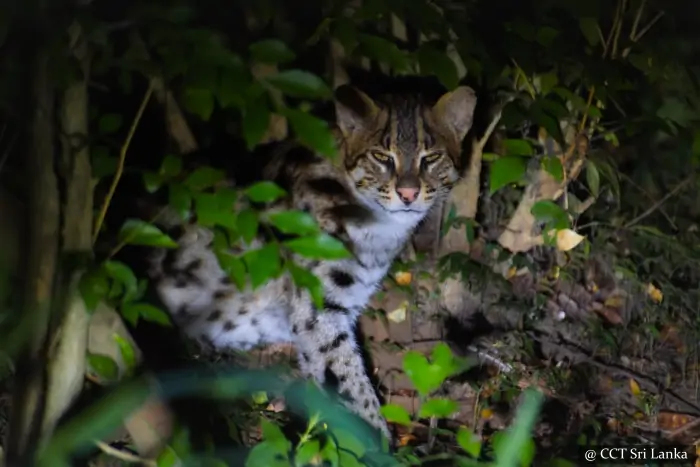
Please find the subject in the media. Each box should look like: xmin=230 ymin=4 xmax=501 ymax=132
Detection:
xmin=370 ymin=152 xmax=393 ymax=164
xmin=421 ymin=153 xmax=443 ymax=166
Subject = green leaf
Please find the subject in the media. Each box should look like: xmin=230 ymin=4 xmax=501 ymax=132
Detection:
xmin=579 ymin=17 xmax=600 ymax=46
xmin=249 ymin=39 xmax=296 ymax=64
xmin=245 ymin=181 xmax=287 ymax=203
xmin=288 ymin=262 xmax=323 ymax=309
xmin=159 ymin=155 xmax=183 ymax=179
xmin=491 ymin=389 xmax=543 ymax=467
xmin=169 ymin=183 xmax=192 ymax=220
xmin=535 ymin=26 xmax=560 ymax=48
xmin=419 ymin=398 xmax=459 ymax=418
xmin=237 ymin=208 xmax=259 ymax=244
xmin=79 ymin=268 xmax=109 ymax=312
xmin=245 ymin=440 xmax=290 ymax=467
xmin=183 ymin=88 xmax=215 ymax=121
xmin=284 ymin=234 xmax=351 ymax=260
xmin=102 ymin=260 xmax=138 ymax=303
xmin=242 ymin=244 xmax=282 ymax=289
xmin=142 ymin=171 xmax=162 ymax=194
xmin=114 ymin=334 xmax=137 ymax=375
xmin=265 ymin=70 xmax=332 ymax=99
xmin=402 ymin=351 xmax=438 ymax=396
xmin=380 ymin=404 xmax=412 ymax=426
xmin=417 ymin=44 xmax=459 ymax=90
xmin=456 ymin=427 xmax=482 ymax=458
xmin=261 ymin=418 xmax=291 ymax=451
xmin=122 ymin=302 xmax=172 ymax=326
xmin=502 ymin=139 xmax=534 ymax=156
xmin=284 ymin=109 xmax=337 ymax=157
xmin=489 ymin=156 xmax=527 ymax=194
xmin=358 ymin=34 xmax=409 ymax=71
xmin=242 ymin=97 xmax=271 ymax=149
xmin=98 ymin=114 xmax=123 ymax=134
xmin=295 ymin=440 xmax=320 ymax=466
xmin=268 ymin=210 xmax=320 ymax=236
xmin=585 ymin=160 xmax=600 ymax=197
xmin=119 ymin=219 xmax=179 ymax=248
xmin=218 ymin=64 xmax=250 ymax=109
xmin=530 ymin=201 xmax=569 ymax=230
xmin=216 ymin=252 xmax=247 ymax=290
xmin=542 ymin=156 xmax=564 ymax=182
xmin=87 ymin=353 xmax=119 ymax=382
xmin=183 ymin=167 xmax=226 ymax=191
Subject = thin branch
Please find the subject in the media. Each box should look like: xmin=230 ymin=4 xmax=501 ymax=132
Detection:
xmin=632 ymin=10 xmax=664 ymax=42
xmin=92 ymin=84 xmax=154 ymax=244
xmin=624 ymin=174 xmax=695 ymax=229
xmin=629 ymin=0 xmax=646 ymax=40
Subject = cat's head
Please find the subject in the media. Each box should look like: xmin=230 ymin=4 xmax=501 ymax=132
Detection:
xmin=334 ymin=83 xmax=476 ymax=217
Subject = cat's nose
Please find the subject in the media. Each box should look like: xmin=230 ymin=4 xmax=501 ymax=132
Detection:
xmin=396 ymin=187 xmax=419 ymax=204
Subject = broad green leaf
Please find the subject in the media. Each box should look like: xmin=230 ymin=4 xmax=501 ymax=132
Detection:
xmin=358 ymin=34 xmax=409 ymax=71
xmin=243 ymin=244 xmax=282 ymax=289
xmin=98 ymin=114 xmax=123 ymax=134
xmin=284 ymin=109 xmax=337 ymax=157
xmin=216 ymin=252 xmax=246 ymax=290
xmin=159 ymin=155 xmax=183 ymax=179
xmin=122 ymin=302 xmax=172 ymax=326
xmin=183 ymin=88 xmax=215 ymax=121
xmin=585 ymin=160 xmax=600 ymax=197
xmin=542 ymin=156 xmax=564 ymax=182
xmin=535 ymin=26 xmax=560 ymax=48
xmin=218 ymin=65 xmax=250 ymax=109
xmin=118 ymin=219 xmax=179 ymax=248
xmin=295 ymin=440 xmax=320 ymax=466
xmin=337 ymin=451 xmax=363 ymax=467
xmin=169 ymin=183 xmax=192 ymax=220
xmin=419 ymin=398 xmax=459 ymax=418
xmin=87 ymin=352 xmax=119 ymax=382
xmin=79 ymin=268 xmax=109 ymax=312
xmin=268 ymin=210 xmax=320 ymax=236
xmin=245 ymin=181 xmax=287 ymax=203
xmin=288 ymin=262 xmax=323 ymax=309
xmin=489 ymin=156 xmax=527 ymax=194
xmin=417 ymin=44 xmax=459 ymax=90
xmin=456 ymin=427 xmax=482 ymax=458
xmin=502 ymin=139 xmax=534 ymax=156
xmin=491 ymin=389 xmax=542 ymax=467
xmin=249 ymin=39 xmax=296 ymax=64
xmin=237 ymin=208 xmax=259 ymax=244
xmin=402 ymin=351 xmax=453 ymax=396
xmin=102 ymin=260 xmax=138 ymax=303
xmin=530 ymin=201 xmax=569 ymax=230
xmin=242 ymin=97 xmax=271 ymax=149
xmin=579 ymin=17 xmax=600 ymax=46
xmin=265 ymin=70 xmax=332 ymax=99
xmin=284 ymin=234 xmax=351 ymax=260
xmin=194 ymin=193 xmax=229 ymax=228
xmin=245 ymin=441 xmax=289 ymax=467
xmin=380 ymin=404 xmax=412 ymax=426
xmin=261 ymin=418 xmax=291 ymax=451
xmin=183 ymin=167 xmax=226 ymax=191
xmin=114 ymin=334 xmax=137 ymax=375
xmin=333 ymin=428 xmax=366 ymax=458
xmin=142 ymin=171 xmax=162 ymax=193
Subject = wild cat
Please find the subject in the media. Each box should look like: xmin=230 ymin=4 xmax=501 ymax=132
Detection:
xmin=147 ymin=80 xmax=477 ymax=439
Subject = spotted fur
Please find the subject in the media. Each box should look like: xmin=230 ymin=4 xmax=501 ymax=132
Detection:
xmin=147 ymin=83 xmax=477 ymax=439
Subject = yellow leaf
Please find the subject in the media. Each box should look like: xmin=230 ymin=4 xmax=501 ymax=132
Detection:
xmin=480 ymin=408 xmax=493 ymax=420
xmin=387 ymin=302 xmax=408 ymax=323
xmin=506 ymin=266 xmax=517 ymax=279
xmin=399 ymin=434 xmax=416 ymax=446
xmin=395 ymin=271 xmax=412 ymax=286
xmin=629 ymin=378 xmax=641 ymax=396
xmin=646 ymin=283 xmax=663 ymax=303
xmin=604 ymin=295 xmax=625 ymax=308
xmin=555 ymin=229 xmax=585 ymax=251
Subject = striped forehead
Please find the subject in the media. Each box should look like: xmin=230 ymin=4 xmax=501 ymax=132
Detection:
xmin=380 ymin=98 xmax=432 ymax=161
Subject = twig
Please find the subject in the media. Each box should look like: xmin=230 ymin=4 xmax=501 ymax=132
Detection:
xmin=107 ymin=206 xmax=167 ymax=258
xmin=619 ymin=173 xmax=677 ymax=229
xmin=624 ymin=174 xmax=694 ymax=229
xmin=94 ymin=440 xmax=157 ymax=466
xmin=666 ymin=414 xmax=700 ymax=440
xmin=632 ymin=11 xmax=664 ymax=42
xmin=92 ymin=84 xmax=154 ymax=244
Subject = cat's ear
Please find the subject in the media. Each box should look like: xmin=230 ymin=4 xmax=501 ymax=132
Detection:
xmin=334 ymin=85 xmax=380 ymax=137
xmin=432 ymin=86 xmax=477 ymax=143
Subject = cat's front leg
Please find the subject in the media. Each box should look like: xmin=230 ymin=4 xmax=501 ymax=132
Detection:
xmin=289 ymin=295 xmax=391 ymax=440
